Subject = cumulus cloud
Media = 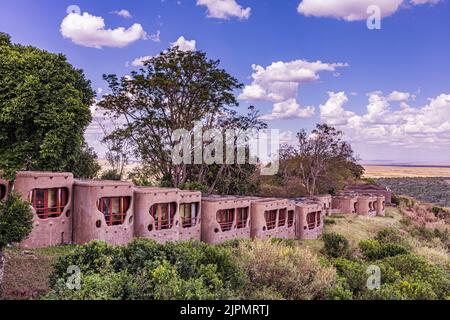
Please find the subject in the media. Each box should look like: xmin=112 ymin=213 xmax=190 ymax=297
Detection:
xmin=171 ymin=36 xmax=197 ymax=51
xmin=319 ymin=91 xmax=450 ymax=148
xmin=260 ymin=99 xmax=315 ymax=121
xmin=197 ymin=0 xmax=251 ymax=20
xmin=239 ymin=59 xmax=347 ymax=121
xmin=60 ymin=12 xmax=149 ymax=48
xmin=130 ymin=55 xmax=154 ymax=67
xmin=297 ymin=0 xmax=441 ymax=21
xmin=112 ymin=9 xmax=132 ymax=18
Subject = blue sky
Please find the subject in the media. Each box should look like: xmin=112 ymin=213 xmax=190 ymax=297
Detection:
xmin=1 ymin=0 xmax=449 ymax=163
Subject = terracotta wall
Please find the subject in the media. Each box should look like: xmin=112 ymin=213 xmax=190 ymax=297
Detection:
xmin=14 ymin=171 xmax=73 ymax=249
xmin=72 ymin=180 xmax=134 ymax=245
xmin=250 ymin=199 xmax=296 ymax=240
xmin=295 ymin=202 xmax=323 ymax=240
xmin=201 ymin=196 xmax=252 ymax=244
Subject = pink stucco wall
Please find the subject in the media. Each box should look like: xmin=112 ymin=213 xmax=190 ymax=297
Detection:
xmin=72 ymin=179 xmax=134 ymax=246
xmin=14 ymin=171 xmax=73 ymax=249
xmin=201 ymin=196 xmax=252 ymax=244
xmin=250 ymin=198 xmax=296 ymax=240
xmin=295 ymin=201 xmax=324 ymax=240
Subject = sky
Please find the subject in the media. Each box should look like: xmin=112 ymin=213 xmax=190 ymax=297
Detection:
xmin=1 ymin=0 xmax=449 ymax=164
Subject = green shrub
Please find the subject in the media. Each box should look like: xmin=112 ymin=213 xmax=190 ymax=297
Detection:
xmin=234 ymin=240 xmax=336 ymax=300
xmin=0 ymin=191 xmax=34 ymax=248
xmin=332 ymin=258 xmax=368 ymax=297
xmin=323 ymin=233 xmax=350 ymax=258
xmin=375 ymin=228 xmax=404 ymax=245
xmin=100 ymin=169 xmax=122 ymax=181
xmin=47 ymin=239 xmax=246 ymax=300
xmin=179 ymin=182 xmax=208 ymax=193
xmin=380 ymin=254 xmax=450 ymax=299
xmin=363 ymin=280 xmax=437 ymax=300
xmin=359 ymin=240 xmax=409 ymax=261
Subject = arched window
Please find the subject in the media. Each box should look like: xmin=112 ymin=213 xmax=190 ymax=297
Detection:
xmin=316 ymin=211 xmax=321 ymax=227
xmin=150 ymin=202 xmax=177 ymax=230
xmin=306 ymin=212 xmax=316 ymax=230
xmin=287 ymin=210 xmax=295 ymax=228
xmin=217 ymin=209 xmax=235 ymax=232
xmin=97 ymin=197 xmax=131 ymax=226
xmin=29 ymin=188 xmax=69 ymax=219
xmin=278 ymin=208 xmax=287 ymax=227
xmin=180 ymin=202 xmax=200 ymax=228
xmin=353 ymin=202 xmax=358 ymax=213
xmin=264 ymin=210 xmax=277 ymax=230
xmin=236 ymin=207 xmax=249 ymax=229
xmin=0 ymin=184 xmax=6 ymax=200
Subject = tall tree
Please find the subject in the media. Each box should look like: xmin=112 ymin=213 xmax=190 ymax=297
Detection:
xmin=279 ymin=124 xmax=363 ymax=195
xmin=99 ymin=47 xmax=260 ymax=189
xmin=0 ymin=33 xmax=95 ymax=179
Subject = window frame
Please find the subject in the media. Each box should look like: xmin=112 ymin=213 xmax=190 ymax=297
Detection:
xmin=236 ymin=207 xmax=249 ymax=229
xmin=287 ymin=210 xmax=295 ymax=228
xmin=264 ymin=210 xmax=278 ymax=230
xmin=216 ymin=208 xmax=235 ymax=232
xmin=150 ymin=202 xmax=178 ymax=230
xmin=278 ymin=208 xmax=287 ymax=227
xmin=97 ymin=197 xmax=131 ymax=226
xmin=29 ymin=188 xmax=69 ymax=219
xmin=180 ymin=202 xmax=200 ymax=228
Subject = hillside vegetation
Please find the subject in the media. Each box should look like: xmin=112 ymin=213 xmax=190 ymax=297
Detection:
xmin=2 ymin=199 xmax=448 ymax=301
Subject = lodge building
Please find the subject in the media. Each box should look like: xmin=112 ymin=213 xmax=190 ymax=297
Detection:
xmin=1 ymin=171 xmax=389 ymax=248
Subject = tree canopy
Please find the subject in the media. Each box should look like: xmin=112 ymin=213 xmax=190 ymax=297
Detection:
xmin=0 ymin=33 xmax=95 ymax=179
xmin=99 ymin=47 xmax=264 ymax=191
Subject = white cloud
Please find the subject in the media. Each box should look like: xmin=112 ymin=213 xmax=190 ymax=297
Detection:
xmin=60 ymin=12 xmax=149 ymax=48
xmin=112 ymin=9 xmax=132 ymax=18
xmin=171 ymin=36 xmax=197 ymax=51
xmin=260 ymin=99 xmax=315 ymax=121
xmin=131 ymin=55 xmax=154 ymax=67
xmin=197 ymin=0 xmax=251 ymax=20
xmin=319 ymin=91 xmax=450 ymax=149
xmin=387 ymin=90 xmax=411 ymax=102
xmin=240 ymin=59 xmax=347 ymax=121
xmin=297 ymin=0 xmax=441 ymax=21
xmin=410 ymin=0 xmax=440 ymax=5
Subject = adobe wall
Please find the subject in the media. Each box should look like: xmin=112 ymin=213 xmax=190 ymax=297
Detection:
xmin=295 ymin=202 xmax=323 ymax=240
xmin=73 ymin=180 xmax=134 ymax=245
xmin=14 ymin=171 xmax=73 ymax=249
xmin=201 ymin=196 xmax=252 ymax=244
xmin=312 ymin=195 xmax=332 ymax=216
xmin=356 ymin=195 xmax=378 ymax=217
xmin=376 ymin=195 xmax=386 ymax=216
xmin=345 ymin=184 xmax=392 ymax=204
xmin=250 ymin=199 xmax=296 ymax=240
xmin=178 ymin=190 xmax=202 ymax=242
xmin=332 ymin=195 xmax=358 ymax=214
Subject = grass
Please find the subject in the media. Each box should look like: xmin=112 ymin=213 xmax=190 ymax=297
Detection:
xmin=2 ymin=245 xmax=76 ymax=300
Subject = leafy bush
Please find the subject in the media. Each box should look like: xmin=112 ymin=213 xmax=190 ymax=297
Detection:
xmin=234 ymin=240 xmax=336 ymax=300
xmin=332 ymin=258 xmax=369 ymax=297
xmin=322 ymin=233 xmax=350 ymax=258
xmin=380 ymin=254 xmax=450 ymax=299
xmin=0 ymin=192 xmax=34 ymax=248
xmin=375 ymin=228 xmax=404 ymax=245
xmin=100 ymin=169 xmax=122 ymax=181
xmin=359 ymin=240 xmax=409 ymax=261
xmin=47 ymin=239 xmax=246 ymax=300
xmin=179 ymin=182 xmax=208 ymax=193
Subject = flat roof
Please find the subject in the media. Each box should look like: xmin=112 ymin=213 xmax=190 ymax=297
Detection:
xmin=74 ymin=179 xmax=133 ymax=187
xmin=15 ymin=171 xmax=73 ymax=178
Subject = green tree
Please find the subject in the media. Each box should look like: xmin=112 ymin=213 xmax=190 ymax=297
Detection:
xmin=279 ymin=124 xmax=363 ymax=195
xmin=99 ymin=47 xmax=264 ymax=191
xmin=0 ymin=192 xmax=33 ymax=295
xmin=65 ymin=143 xmax=101 ymax=179
xmin=0 ymin=33 xmax=95 ymax=179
